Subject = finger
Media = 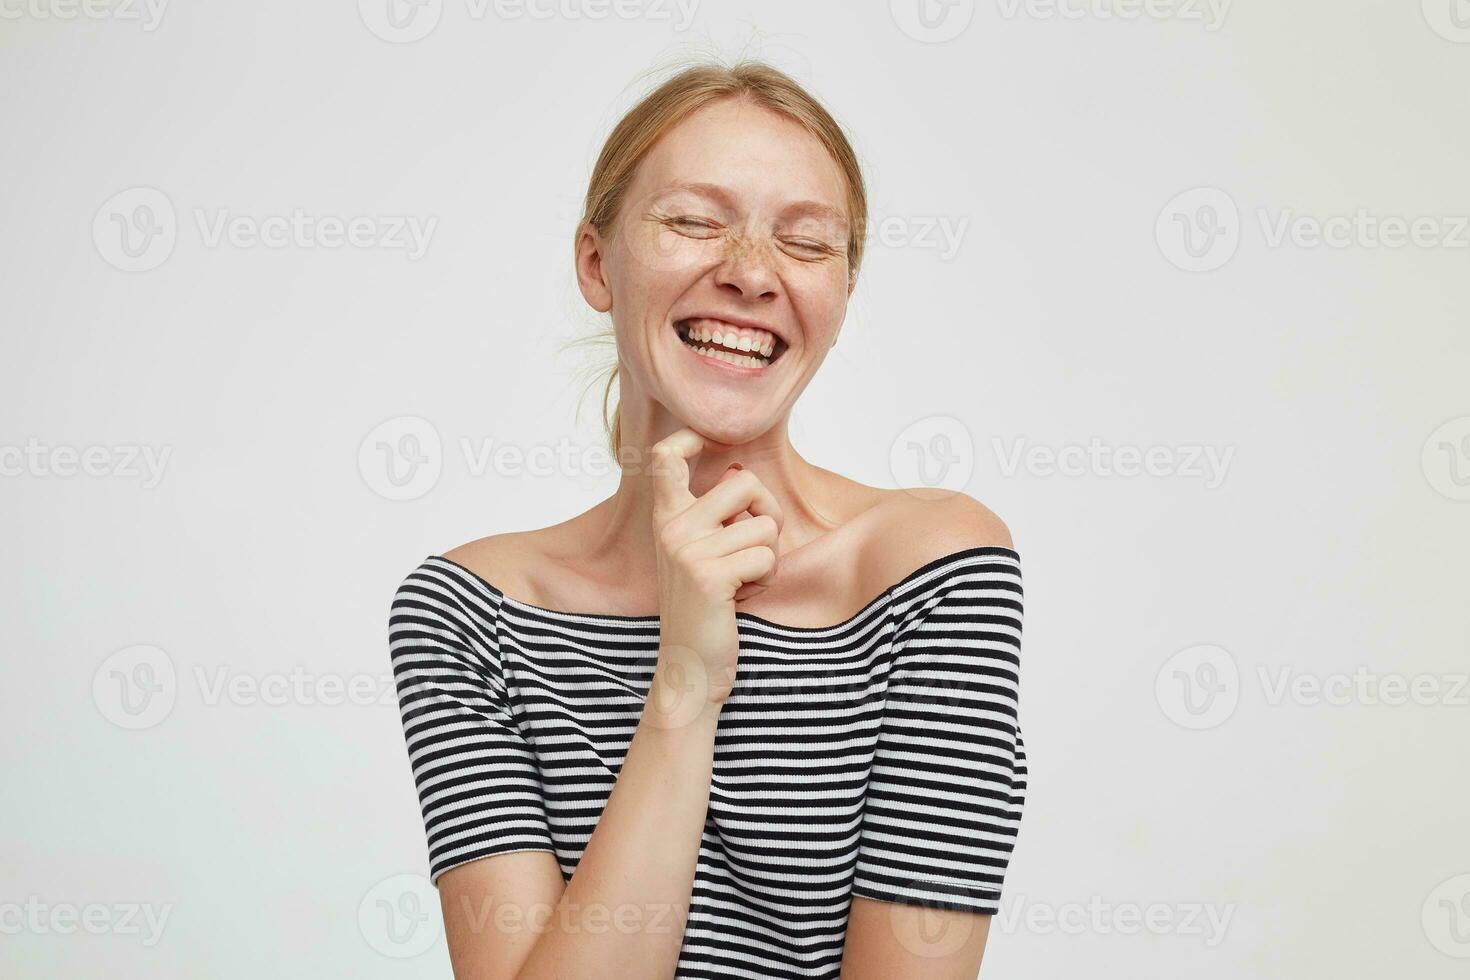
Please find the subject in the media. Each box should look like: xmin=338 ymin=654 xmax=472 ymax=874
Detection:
xmin=732 ymin=582 xmax=768 ymax=603
xmin=649 ymin=427 xmax=705 ymax=519
xmin=723 ymin=546 xmax=778 ymax=593
xmin=687 ymin=515 xmax=779 ymax=574
xmin=688 ymin=470 xmax=784 ymax=537
xmin=713 ymin=465 xmax=751 ymax=525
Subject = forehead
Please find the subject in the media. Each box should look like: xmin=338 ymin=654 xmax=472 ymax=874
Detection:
xmin=629 ymin=98 xmax=849 ymax=219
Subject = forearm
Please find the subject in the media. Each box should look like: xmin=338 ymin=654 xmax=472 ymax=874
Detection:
xmin=514 ymin=657 xmax=721 ymax=979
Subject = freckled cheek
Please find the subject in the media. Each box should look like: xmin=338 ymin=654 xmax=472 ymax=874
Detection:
xmin=785 ymin=266 xmax=849 ymax=347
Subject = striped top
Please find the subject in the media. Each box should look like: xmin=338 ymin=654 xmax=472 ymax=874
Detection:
xmin=388 ymin=546 xmax=1027 ymax=979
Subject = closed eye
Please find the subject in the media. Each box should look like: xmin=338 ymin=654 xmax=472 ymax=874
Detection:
xmin=780 ymin=237 xmax=840 ymax=259
xmin=661 ymin=215 xmax=723 ymax=237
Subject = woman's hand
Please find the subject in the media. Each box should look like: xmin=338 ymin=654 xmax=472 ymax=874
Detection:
xmin=648 ymin=427 xmax=783 ymax=712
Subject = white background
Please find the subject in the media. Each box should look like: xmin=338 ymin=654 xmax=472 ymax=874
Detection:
xmin=3 ymin=1 xmax=1469 ymax=977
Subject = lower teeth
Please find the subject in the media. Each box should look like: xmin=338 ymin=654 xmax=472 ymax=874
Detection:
xmin=680 ymin=336 xmax=770 ymax=369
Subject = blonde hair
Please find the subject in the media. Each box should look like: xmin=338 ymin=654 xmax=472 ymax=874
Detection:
xmin=569 ymin=59 xmax=868 ymax=463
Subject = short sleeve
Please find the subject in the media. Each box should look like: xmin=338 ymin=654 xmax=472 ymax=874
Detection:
xmin=388 ymin=560 xmax=556 ymax=884
xmin=852 ymin=548 xmax=1027 ymax=915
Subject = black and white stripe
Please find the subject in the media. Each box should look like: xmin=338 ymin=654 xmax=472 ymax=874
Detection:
xmin=389 ymin=546 xmax=1026 ymax=979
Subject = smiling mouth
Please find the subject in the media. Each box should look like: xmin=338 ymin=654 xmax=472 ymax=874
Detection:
xmin=673 ymin=318 xmax=788 ymax=370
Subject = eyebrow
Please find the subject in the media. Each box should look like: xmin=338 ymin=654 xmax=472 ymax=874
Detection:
xmin=656 ymin=180 xmax=848 ymax=225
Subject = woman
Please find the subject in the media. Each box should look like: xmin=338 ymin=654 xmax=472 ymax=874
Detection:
xmin=389 ymin=60 xmax=1027 ymax=979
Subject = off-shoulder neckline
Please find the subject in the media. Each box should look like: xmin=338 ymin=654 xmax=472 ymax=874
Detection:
xmin=422 ymin=545 xmax=1020 ymax=634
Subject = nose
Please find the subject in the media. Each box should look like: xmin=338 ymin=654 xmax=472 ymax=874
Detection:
xmin=713 ymin=232 xmax=780 ymax=303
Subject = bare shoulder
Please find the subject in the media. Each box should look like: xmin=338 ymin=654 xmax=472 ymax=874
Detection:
xmin=439 ymin=528 xmax=554 ymax=600
xmin=436 ymin=500 xmax=619 ymax=609
xmin=860 ymin=488 xmax=1014 ymax=590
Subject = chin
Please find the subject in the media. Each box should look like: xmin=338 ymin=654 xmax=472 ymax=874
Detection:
xmin=677 ymin=415 xmax=773 ymax=449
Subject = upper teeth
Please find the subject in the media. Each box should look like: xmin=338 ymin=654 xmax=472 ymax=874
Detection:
xmin=681 ymin=318 xmax=778 ymax=358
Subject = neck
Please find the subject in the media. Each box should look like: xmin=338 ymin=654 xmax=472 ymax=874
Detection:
xmin=582 ymin=394 xmax=839 ymax=589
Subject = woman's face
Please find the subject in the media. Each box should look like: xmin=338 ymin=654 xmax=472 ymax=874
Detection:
xmin=578 ymin=97 xmax=855 ymax=448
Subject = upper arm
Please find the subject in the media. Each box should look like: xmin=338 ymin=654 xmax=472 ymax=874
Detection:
xmin=389 ymin=560 xmax=566 ymax=979
xmin=438 ymin=852 xmax=566 ymax=980
xmin=841 ymin=896 xmax=992 ymax=979
xmin=843 ymin=504 xmax=1026 ymax=977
